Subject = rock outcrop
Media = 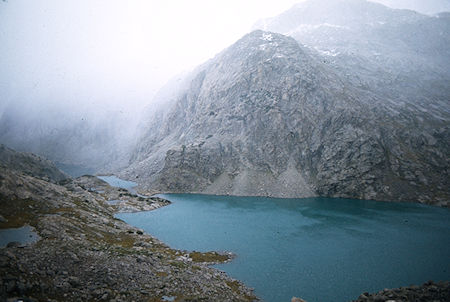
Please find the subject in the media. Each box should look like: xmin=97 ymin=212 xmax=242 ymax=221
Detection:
xmin=0 ymin=144 xmax=69 ymax=183
xmin=125 ymin=27 xmax=449 ymax=205
xmin=352 ymin=280 xmax=450 ymax=302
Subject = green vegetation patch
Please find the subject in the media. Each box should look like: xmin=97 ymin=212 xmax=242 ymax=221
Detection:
xmin=0 ymin=197 xmax=43 ymax=229
xmin=156 ymin=271 xmax=168 ymax=277
xmin=189 ymin=251 xmax=231 ymax=263
xmin=102 ymin=231 xmax=137 ymax=248
xmin=226 ymin=280 xmax=257 ymax=302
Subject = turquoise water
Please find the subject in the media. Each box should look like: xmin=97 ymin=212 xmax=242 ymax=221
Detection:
xmin=98 ymin=175 xmax=138 ymax=194
xmin=116 ymin=194 xmax=450 ymax=302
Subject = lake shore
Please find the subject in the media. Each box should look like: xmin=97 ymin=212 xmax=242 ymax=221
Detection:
xmin=352 ymin=280 xmax=450 ymax=302
xmin=0 ymin=170 xmax=257 ymax=301
xmin=2 ymin=170 xmax=449 ymax=302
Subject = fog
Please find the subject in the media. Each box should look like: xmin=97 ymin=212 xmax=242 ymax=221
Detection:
xmin=0 ymin=0 xmax=301 ymax=171
xmin=0 ymin=0 xmax=302 ymax=114
xmin=1 ymin=0 xmax=446 ymax=115
xmin=0 ymin=0 xmax=448 ymax=173
xmin=373 ymin=0 xmax=450 ymax=15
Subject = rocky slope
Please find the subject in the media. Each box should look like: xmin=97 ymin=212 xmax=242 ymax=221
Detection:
xmin=0 ymin=144 xmax=69 ymax=183
xmin=352 ymin=280 xmax=450 ymax=302
xmin=0 ymin=150 xmax=256 ymax=301
xmin=125 ymin=27 xmax=449 ymax=205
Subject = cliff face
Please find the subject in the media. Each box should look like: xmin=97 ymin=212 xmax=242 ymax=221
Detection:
xmin=125 ymin=28 xmax=449 ymax=206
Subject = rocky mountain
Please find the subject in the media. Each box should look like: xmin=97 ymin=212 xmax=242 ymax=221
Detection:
xmin=125 ymin=22 xmax=449 ymax=205
xmin=253 ymin=0 xmax=450 ymax=108
xmin=0 ymin=144 xmax=69 ymax=183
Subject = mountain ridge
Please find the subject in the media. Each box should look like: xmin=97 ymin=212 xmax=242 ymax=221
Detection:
xmin=124 ymin=28 xmax=449 ymax=206
xmin=0 ymin=144 xmax=69 ymax=183
xmin=252 ymin=0 xmax=450 ymax=108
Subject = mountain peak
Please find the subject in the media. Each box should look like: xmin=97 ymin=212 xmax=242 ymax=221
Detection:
xmin=125 ymin=2 xmax=449 ymax=206
xmin=230 ymin=30 xmax=300 ymax=51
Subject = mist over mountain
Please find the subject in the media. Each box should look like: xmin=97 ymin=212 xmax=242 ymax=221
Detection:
xmin=253 ymin=0 xmax=450 ymax=106
xmin=0 ymin=0 xmax=301 ymax=176
xmin=372 ymin=0 xmax=450 ymax=15
xmin=125 ymin=0 xmax=449 ymax=205
xmin=0 ymin=101 xmax=137 ymax=175
xmin=0 ymin=144 xmax=68 ymax=183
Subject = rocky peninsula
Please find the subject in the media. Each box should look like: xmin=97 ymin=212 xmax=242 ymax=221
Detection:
xmin=0 ymin=146 xmax=256 ymax=301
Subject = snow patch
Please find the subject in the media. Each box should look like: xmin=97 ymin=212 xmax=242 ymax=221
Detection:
xmin=314 ymin=47 xmax=340 ymax=57
xmin=261 ymin=33 xmax=273 ymax=41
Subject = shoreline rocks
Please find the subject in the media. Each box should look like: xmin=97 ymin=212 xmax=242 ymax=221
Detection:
xmin=353 ymin=281 xmax=450 ymax=302
xmin=0 ymin=168 xmax=258 ymax=301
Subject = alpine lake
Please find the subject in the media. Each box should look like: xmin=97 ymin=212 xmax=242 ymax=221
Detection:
xmin=104 ymin=177 xmax=450 ymax=302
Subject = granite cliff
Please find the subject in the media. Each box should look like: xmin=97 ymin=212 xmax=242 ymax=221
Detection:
xmin=125 ymin=24 xmax=449 ymax=205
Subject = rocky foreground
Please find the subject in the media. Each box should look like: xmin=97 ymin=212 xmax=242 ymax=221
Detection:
xmin=0 ymin=166 xmax=256 ymax=301
xmin=352 ymin=281 xmax=450 ymax=302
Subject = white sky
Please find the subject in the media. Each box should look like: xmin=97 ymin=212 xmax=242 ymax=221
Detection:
xmin=0 ymin=0 xmax=302 ymax=113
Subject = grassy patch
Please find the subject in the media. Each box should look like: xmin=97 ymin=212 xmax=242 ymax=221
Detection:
xmin=99 ymin=231 xmax=136 ymax=248
xmin=150 ymin=246 xmax=179 ymax=260
xmin=156 ymin=271 xmax=168 ymax=277
xmin=226 ymin=280 xmax=256 ymax=302
xmin=189 ymin=251 xmax=231 ymax=263
xmin=0 ymin=197 xmax=42 ymax=229
xmin=0 ymin=212 xmax=34 ymax=229
xmin=226 ymin=280 xmax=241 ymax=293
xmin=169 ymin=261 xmax=187 ymax=269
